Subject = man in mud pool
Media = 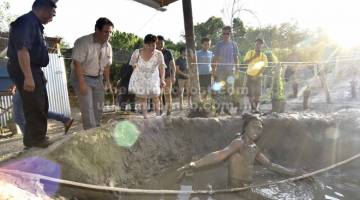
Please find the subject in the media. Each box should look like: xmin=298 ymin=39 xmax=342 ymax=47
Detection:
xmin=178 ymin=113 xmax=311 ymax=187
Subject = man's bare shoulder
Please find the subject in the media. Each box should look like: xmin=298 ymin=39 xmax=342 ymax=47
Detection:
xmin=230 ymin=135 xmax=246 ymax=148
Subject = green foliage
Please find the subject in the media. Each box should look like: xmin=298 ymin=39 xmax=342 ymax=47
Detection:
xmin=164 ymin=39 xmax=185 ymax=59
xmin=110 ymin=31 xmax=143 ymax=50
xmin=194 ymin=16 xmax=224 ymax=47
xmin=232 ymin=18 xmax=246 ymax=39
xmin=0 ymin=1 xmax=15 ymax=32
xmin=110 ymin=63 xmax=123 ymax=83
xmin=237 ymin=22 xmax=308 ymax=61
xmin=59 ymin=41 xmax=70 ymax=58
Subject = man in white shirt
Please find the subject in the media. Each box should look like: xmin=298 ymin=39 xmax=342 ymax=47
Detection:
xmin=71 ymin=17 xmax=113 ymax=130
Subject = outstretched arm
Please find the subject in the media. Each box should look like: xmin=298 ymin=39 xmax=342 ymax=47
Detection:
xmin=178 ymin=139 xmax=242 ymax=171
xmin=256 ymin=152 xmax=296 ymax=176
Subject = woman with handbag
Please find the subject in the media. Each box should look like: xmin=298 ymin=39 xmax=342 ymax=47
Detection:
xmin=128 ymin=34 xmax=166 ymax=118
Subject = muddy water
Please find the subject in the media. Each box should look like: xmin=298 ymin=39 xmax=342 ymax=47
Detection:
xmin=122 ymin=160 xmax=360 ymax=200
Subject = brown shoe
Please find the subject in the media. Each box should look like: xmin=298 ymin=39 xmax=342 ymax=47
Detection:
xmin=64 ymin=118 xmax=74 ymax=135
xmin=32 ymin=139 xmax=53 ymax=148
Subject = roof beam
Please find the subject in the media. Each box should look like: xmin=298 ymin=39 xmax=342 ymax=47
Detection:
xmin=132 ymin=0 xmax=166 ymax=11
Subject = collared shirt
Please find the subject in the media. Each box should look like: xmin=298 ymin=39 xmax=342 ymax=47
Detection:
xmin=196 ymin=50 xmax=213 ymax=75
xmin=161 ymin=48 xmax=174 ymax=78
xmin=244 ymin=50 xmax=268 ymax=77
xmin=71 ymin=33 xmax=112 ymax=76
xmin=7 ymin=11 xmax=49 ymax=79
xmin=214 ymin=41 xmax=238 ymax=72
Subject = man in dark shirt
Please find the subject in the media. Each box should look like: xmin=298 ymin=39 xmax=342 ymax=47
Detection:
xmin=7 ymin=0 xmax=57 ymax=148
xmin=156 ymin=35 xmax=176 ymax=115
xmin=175 ymin=47 xmax=191 ymax=110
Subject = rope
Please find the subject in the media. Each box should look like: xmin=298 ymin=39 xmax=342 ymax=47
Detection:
xmin=193 ymin=58 xmax=360 ymax=68
xmin=0 ymin=153 xmax=359 ymax=195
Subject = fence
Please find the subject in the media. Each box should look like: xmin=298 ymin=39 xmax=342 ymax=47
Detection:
xmin=0 ymin=53 xmax=71 ymax=128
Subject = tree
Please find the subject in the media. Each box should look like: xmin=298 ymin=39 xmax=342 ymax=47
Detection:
xmin=194 ymin=16 xmax=224 ymax=47
xmin=238 ymin=23 xmax=309 ymax=61
xmin=0 ymin=1 xmax=15 ymax=32
xmin=232 ymin=17 xmax=246 ymax=39
xmin=164 ymin=39 xmax=185 ymax=59
xmin=110 ymin=31 xmax=143 ymax=51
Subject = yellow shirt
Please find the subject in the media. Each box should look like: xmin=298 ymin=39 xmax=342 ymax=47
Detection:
xmin=244 ymin=50 xmax=268 ymax=77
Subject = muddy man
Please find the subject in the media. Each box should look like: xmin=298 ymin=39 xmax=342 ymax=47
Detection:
xmin=178 ymin=113 xmax=308 ymax=187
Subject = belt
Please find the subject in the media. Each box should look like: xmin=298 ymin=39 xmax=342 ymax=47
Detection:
xmin=85 ymin=75 xmax=101 ymax=78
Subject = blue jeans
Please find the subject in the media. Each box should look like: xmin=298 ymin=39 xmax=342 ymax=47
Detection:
xmin=71 ymin=74 xmax=104 ymax=130
xmin=13 ymin=91 xmax=71 ymax=134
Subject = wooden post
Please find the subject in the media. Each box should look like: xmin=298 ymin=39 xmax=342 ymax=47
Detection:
xmin=182 ymin=0 xmax=200 ymax=103
xmin=271 ymin=64 xmax=286 ymax=113
xmin=303 ymin=86 xmax=311 ymax=110
xmin=318 ymin=64 xmax=332 ymax=104
xmin=351 ymin=80 xmax=357 ymax=99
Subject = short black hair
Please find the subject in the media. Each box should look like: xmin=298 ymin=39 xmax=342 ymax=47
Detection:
xmin=144 ymin=34 xmax=157 ymax=44
xmin=32 ymin=0 xmax=57 ymax=9
xmin=242 ymin=113 xmax=263 ymax=131
xmin=222 ymin=26 xmax=232 ymax=32
xmin=179 ymin=47 xmax=186 ymax=54
xmin=157 ymin=35 xmax=165 ymax=41
xmin=95 ymin=17 xmax=114 ymax=31
xmin=255 ymin=38 xmax=264 ymax=44
xmin=201 ymin=37 xmax=211 ymax=44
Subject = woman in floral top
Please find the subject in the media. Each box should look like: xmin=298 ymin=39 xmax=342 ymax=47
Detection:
xmin=128 ymin=34 xmax=166 ymax=118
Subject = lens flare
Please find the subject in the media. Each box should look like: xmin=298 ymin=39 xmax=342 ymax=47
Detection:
xmin=212 ymin=82 xmax=222 ymax=91
xmin=2 ymin=156 xmax=61 ymax=197
xmin=254 ymin=61 xmax=265 ymax=69
xmin=113 ymin=121 xmax=140 ymax=148
xmin=0 ymin=177 xmax=46 ymax=200
xmin=226 ymin=76 xmax=235 ymax=84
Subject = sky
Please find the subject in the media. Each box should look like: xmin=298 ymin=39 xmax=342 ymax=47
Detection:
xmin=6 ymin=0 xmax=360 ymax=47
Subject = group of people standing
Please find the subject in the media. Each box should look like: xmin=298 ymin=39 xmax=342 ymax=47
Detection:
xmin=207 ymin=26 xmax=269 ymax=114
xmin=6 ymin=0 xmax=270 ymax=149
xmin=120 ymin=25 xmax=270 ymax=118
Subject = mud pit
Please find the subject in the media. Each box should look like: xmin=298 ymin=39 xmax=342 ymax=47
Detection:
xmin=1 ymin=109 xmax=360 ymax=200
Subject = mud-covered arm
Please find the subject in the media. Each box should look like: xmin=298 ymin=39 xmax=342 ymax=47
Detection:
xmin=256 ymin=152 xmax=296 ymax=176
xmin=179 ymin=139 xmax=243 ymax=171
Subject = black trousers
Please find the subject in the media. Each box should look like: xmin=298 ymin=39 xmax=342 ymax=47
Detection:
xmin=118 ymin=92 xmax=136 ymax=112
xmin=16 ymin=71 xmax=48 ymax=147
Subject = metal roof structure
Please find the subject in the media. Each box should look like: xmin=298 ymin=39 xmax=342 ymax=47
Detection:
xmin=132 ymin=0 xmax=178 ymax=11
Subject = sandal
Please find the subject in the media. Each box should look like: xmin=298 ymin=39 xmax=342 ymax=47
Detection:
xmin=64 ymin=119 xmax=74 ymax=135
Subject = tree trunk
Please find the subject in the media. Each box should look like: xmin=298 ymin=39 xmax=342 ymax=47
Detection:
xmin=182 ymin=0 xmax=200 ymax=103
xmin=318 ymin=64 xmax=331 ymax=104
xmin=271 ymin=64 xmax=286 ymax=113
